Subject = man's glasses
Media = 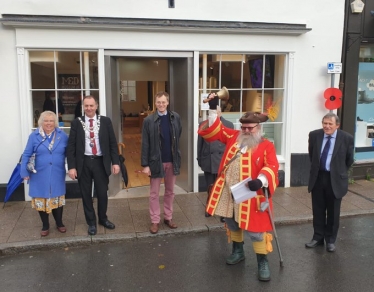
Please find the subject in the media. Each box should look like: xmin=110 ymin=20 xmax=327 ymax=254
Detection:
xmin=241 ymin=125 xmax=258 ymax=131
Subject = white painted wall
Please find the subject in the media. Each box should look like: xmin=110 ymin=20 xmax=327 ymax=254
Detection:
xmin=0 ymin=0 xmax=346 ymax=185
xmin=0 ymin=25 xmax=24 ymax=183
xmin=0 ymin=0 xmax=339 ymax=24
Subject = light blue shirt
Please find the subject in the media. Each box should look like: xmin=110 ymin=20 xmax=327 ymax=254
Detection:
xmin=320 ymin=130 xmax=337 ymax=171
xmin=157 ymin=110 xmax=168 ymax=116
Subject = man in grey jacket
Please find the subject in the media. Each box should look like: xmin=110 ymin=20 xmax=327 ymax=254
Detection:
xmin=197 ymin=116 xmax=234 ymax=217
xmin=141 ymin=91 xmax=182 ymax=234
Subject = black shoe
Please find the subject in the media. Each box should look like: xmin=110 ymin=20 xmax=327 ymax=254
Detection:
xmin=88 ymin=225 xmax=97 ymax=236
xmin=305 ymin=239 xmax=324 ymax=248
xmin=99 ymin=220 xmax=115 ymax=229
xmin=220 ymin=217 xmax=225 ymax=223
xmin=326 ymin=243 xmax=336 ymax=252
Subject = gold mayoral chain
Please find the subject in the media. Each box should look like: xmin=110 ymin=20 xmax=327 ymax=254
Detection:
xmin=78 ymin=115 xmax=101 ymax=149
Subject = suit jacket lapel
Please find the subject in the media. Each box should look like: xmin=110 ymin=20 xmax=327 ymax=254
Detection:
xmin=316 ymin=130 xmax=324 ymax=160
xmin=98 ymin=116 xmax=104 ymax=142
xmin=331 ymin=130 xmax=342 ymax=161
xmin=79 ymin=116 xmax=86 ymax=148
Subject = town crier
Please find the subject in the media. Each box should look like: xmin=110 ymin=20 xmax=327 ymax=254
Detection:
xmin=198 ymin=99 xmax=279 ymax=282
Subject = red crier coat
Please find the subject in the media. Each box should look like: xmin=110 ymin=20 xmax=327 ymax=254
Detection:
xmin=198 ymin=118 xmax=279 ymax=232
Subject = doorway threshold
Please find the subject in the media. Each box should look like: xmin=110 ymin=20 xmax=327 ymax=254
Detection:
xmin=111 ymin=184 xmax=188 ymax=199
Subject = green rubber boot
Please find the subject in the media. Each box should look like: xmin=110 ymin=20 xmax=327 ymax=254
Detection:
xmin=226 ymin=241 xmax=245 ymax=265
xmin=256 ymin=254 xmax=271 ymax=281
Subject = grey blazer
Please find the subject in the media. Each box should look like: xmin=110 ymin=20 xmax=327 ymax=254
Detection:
xmin=197 ymin=117 xmax=234 ymax=174
xmin=308 ymin=128 xmax=354 ymax=199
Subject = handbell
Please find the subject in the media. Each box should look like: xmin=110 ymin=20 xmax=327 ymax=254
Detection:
xmin=216 ymin=86 xmax=229 ymax=101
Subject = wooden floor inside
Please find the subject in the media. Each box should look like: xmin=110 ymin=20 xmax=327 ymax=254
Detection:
xmin=121 ymin=127 xmax=150 ymax=188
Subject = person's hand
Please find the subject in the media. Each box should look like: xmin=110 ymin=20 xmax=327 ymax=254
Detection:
xmin=112 ymin=165 xmax=120 ymax=175
xmin=203 ymin=93 xmax=216 ymax=103
xmin=142 ymin=166 xmax=151 ymax=177
xmin=68 ymin=168 xmax=77 ymax=180
xmin=216 ymin=104 xmax=222 ymax=118
xmin=208 ymin=93 xmax=216 ymax=99
xmin=245 ymin=179 xmax=263 ymax=191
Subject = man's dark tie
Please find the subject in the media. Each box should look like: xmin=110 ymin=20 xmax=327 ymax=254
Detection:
xmin=320 ymin=136 xmax=331 ymax=171
xmin=89 ymin=119 xmax=97 ymax=155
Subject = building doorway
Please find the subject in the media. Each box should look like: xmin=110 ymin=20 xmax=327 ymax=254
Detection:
xmin=104 ymin=52 xmax=194 ymax=198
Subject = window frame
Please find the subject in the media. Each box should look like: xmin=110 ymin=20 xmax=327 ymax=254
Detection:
xmin=198 ymin=52 xmax=288 ymax=161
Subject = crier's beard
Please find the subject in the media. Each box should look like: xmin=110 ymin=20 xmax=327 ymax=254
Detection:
xmin=237 ymin=130 xmax=262 ymax=150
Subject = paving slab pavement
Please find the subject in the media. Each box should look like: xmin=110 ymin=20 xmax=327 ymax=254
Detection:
xmin=1 ymin=180 xmax=373 ymax=255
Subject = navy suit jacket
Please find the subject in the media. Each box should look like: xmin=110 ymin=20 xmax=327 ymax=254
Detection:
xmin=308 ymin=128 xmax=354 ymax=199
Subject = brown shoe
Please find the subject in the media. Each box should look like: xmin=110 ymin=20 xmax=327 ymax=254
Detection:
xmin=57 ymin=226 xmax=67 ymax=233
xmin=150 ymin=223 xmax=159 ymax=234
xmin=41 ymin=229 xmax=49 ymax=237
xmin=163 ymin=219 xmax=177 ymax=229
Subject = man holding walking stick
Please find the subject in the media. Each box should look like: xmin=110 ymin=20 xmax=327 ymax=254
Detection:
xmin=198 ymin=95 xmax=279 ymax=282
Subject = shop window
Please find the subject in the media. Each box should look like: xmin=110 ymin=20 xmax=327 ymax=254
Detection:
xmin=199 ymin=53 xmax=286 ymax=156
xmin=355 ymin=45 xmax=374 ymax=161
xmin=29 ymin=50 xmax=99 ymax=132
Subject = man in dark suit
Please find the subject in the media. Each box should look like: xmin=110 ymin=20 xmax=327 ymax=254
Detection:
xmin=306 ymin=113 xmax=354 ymax=252
xmin=67 ymin=95 xmax=120 ymax=236
xmin=197 ymin=116 xmax=234 ymax=217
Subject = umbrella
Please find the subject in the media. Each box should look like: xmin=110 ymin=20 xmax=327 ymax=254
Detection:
xmin=3 ymin=156 xmax=24 ymax=208
xmin=119 ymin=154 xmax=129 ymax=188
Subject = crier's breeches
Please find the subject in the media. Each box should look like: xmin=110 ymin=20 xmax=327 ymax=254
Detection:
xmin=225 ymin=217 xmax=272 ymax=254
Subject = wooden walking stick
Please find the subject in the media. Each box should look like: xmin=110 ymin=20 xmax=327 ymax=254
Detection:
xmin=260 ymin=187 xmax=284 ymax=267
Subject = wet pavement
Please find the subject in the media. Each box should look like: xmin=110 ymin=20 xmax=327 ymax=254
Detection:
xmin=1 ymin=215 xmax=374 ymax=292
xmin=1 ymin=180 xmax=374 ymax=255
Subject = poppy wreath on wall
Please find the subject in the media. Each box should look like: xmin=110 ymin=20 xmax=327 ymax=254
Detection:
xmin=324 ymin=88 xmax=342 ymax=110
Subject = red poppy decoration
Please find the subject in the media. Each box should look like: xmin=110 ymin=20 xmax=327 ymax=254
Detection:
xmin=323 ymin=88 xmax=342 ymax=110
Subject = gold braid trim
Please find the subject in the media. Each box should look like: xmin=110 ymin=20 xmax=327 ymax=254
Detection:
xmin=206 ymin=144 xmax=239 ymax=215
xmin=201 ymin=123 xmax=221 ymax=140
xmin=238 ymin=151 xmax=251 ymax=230
xmin=262 ymin=166 xmax=277 ymax=187
xmin=222 ymin=129 xmax=234 ymax=139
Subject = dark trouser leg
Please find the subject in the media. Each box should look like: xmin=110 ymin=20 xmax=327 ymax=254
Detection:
xmin=204 ymin=172 xmax=217 ymax=190
xmin=311 ymin=172 xmax=328 ymax=241
xmin=204 ymin=172 xmax=216 ymax=202
xmin=311 ymin=171 xmax=341 ymax=243
xmin=325 ymin=178 xmax=342 ymax=243
xmin=204 ymin=172 xmax=217 ymax=217
xmin=52 ymin=206 xmax=64 ymax=227
xmin=38 ymin=211 xmax=50 ymax=231
xmin=79 ymin=158 xmax=97 ymax=226
xmin=91 ymin=159 xmax=109 ymax=223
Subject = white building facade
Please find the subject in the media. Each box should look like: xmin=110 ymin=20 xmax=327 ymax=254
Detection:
xmin=0 ymin=0 xmax=346 ymax=201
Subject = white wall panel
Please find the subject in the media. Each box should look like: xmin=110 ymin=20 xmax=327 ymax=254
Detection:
xmin=0 ymin=0 xmax=346 ymax=185
xmin=0 ymin=0 xmax=342 ymax=25
xmin=0 ymin=27 xmax=23 ymax=182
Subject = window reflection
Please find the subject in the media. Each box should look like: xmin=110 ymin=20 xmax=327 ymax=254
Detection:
xmin=29 ymin=50 xmax=99 ymax=128
xmin=199 ymin=53 xmax=286 ymax=155
xmin=30 ymin=51 xmax=55 ymax=89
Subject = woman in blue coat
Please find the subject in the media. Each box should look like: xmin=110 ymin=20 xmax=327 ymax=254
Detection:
xmin=21 ymin=111 xmax=68 ymax=236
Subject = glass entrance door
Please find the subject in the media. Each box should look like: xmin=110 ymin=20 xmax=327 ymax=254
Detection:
xmin=104 ymin=52 xmax=193 ymax=197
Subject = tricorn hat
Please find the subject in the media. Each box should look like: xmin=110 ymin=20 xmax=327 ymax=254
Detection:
xmin=239 ymin=111 xmax=268 ymax=124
